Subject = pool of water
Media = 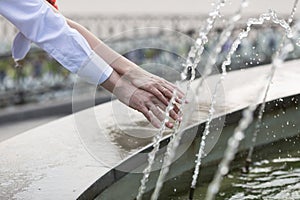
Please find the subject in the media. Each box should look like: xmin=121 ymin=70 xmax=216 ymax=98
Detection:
xmin=166 ymin=135 xmax=300 ymax=200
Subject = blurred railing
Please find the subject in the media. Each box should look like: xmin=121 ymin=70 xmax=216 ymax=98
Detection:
xmin=0 ymin=17 xmax=17 ymax=55
xmin=0 ymin=15 xmax=206 ymax=47
xmin=1 ymin=15 xmax=300 ymax=108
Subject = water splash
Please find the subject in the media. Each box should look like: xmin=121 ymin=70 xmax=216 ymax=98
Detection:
xmin=181 ymin=0 xmax=226 ymax=82
xmin=205 ymin=42 xmax=294 ymax=200
xmin=190 ymin=1 xmax=248 ymax=196
xmin=195 ymin=1 xmax=247 ymax=96
xmin=288 ymin=0 xmax=299 ymax=24
xmin=150 ymin=80 xmax=193 ymax=200
xmin=244 ymin=0 xmax=299 ymax=173
xmin=150 ymin=1 xmax=227 ymax=199
xmin=151 ymin=0 xmax=226 ymax=200
xmin=136 ymin=90 xmax=177 ymax=200
xmin=205 ymin=10 xmax=296 ymax=200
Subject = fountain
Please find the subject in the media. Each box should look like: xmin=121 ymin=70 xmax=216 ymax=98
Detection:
xmin=93 ymin=1 xmax=300 ymax=199
xmin=74 ymin=2 xmax=300 ymax=199
xmin=206 ymin=3 xmax=299 ymax=200
xmin=141 ymin=1 xmax=296 ymax=199
xmin=243 ymin=0 xmax=299 ymax=174
xmin=1 ymin=0 xmax=300 ymax=200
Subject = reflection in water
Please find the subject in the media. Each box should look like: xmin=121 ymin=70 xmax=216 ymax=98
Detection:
xmin=170 ymin=135 xmax=300 ymax=200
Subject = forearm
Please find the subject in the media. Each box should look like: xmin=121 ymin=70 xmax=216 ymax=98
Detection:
xmin=66 ymin=19 xmax=139 ymax=75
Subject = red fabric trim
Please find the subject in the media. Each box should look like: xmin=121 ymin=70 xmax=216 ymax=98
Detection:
xmin=46 ymin=0 xmax=58 ymax=10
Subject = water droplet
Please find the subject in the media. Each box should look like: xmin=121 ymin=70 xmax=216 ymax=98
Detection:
xmin=227 ymin=174 xmax=234 ymax=179
xmin=296 ymin=39 xmax=300 ymax=47
xmin=196 ymin=38 xmax=202 ymax=46
xmin=220 ymin=166 xmax=229 ymax=175
xmin=219 ymin=192 xmax=225 ymax=196
xmin=235 ymin=131 xmax=244 ymax=140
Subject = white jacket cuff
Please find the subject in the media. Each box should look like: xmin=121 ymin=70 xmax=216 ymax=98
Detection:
xmin=77 ymin=51 xmax=113 ymax=85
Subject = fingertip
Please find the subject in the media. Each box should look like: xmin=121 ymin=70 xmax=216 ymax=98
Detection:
xmin=175 ymin=115 xmax=182 ymax=121
xmin=152 ymin=121 xmax=161 ymax=129
xmin=176 ymin=98 xmax=183 ymax=104
xmin=166 ymin=122 xmax=174 ymax=129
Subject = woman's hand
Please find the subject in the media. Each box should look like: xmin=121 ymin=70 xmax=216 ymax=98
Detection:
xmin=127 ymin=88 xmax=180 ymax=129
xmin=101 ymin=71 xmax=180 ymax=128
xmin=91 ymin=43 xmax=185 ymax=107
xmin=123 ymin=68 xmax=184 ymax=106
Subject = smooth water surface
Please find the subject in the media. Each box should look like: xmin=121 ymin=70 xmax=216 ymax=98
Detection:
xmin=168 ymin=134 xmax=300 ymax=200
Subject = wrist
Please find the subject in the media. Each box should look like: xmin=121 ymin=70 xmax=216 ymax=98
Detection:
xmin=101 ymin=70 xmax=137 ymax=105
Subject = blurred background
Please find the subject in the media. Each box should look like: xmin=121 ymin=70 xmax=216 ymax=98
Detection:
xmin=1 ymin=0 xmax=300 ymax=141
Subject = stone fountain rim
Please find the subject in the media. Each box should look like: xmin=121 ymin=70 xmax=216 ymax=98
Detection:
xmin=77 ymin=93 xmax=300 ymax=200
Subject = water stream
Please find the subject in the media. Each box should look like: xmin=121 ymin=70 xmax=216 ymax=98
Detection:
xmin=136 ymin=90 xmax=177 ymax=200
xmin=190 ymin=2 xmax=249 ymax=198
xmin=134 ymin=1 xmax=299 ymax=200
xmin=244 ymin=0 xmax=299 ymax=174
xmin=150 ymin=1 xmax=228 ymax=199
xmin=205 ymin=9 xmax=298 ymax=200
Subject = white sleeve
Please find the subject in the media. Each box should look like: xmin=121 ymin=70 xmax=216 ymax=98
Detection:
xmin=0 ymin=0 xmax=113 ymax=84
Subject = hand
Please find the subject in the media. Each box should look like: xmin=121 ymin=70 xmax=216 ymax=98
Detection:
xmin=127 ymin=88 xmax=180 ymax=129
xmin=63 ymin=24 xmax=185 ymax=109
xmin=124 ymin=68 xmax=185 ymax=106
xmin=102 ymin=71 xmax=180 ymax=128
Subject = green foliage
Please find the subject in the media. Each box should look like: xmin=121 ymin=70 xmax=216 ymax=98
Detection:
xmin=0 ymin=50 xmax=70 ymax=78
